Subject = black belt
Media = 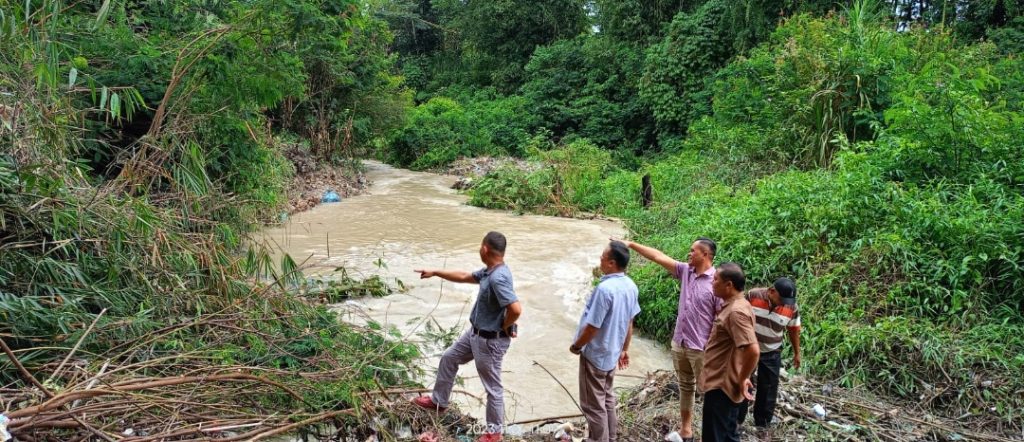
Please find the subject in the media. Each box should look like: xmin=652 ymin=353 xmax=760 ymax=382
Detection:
xmin=472 ymin=326 xmax=509 ymax=339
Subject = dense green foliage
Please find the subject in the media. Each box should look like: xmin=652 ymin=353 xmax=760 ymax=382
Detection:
xmin=640 ymin=0 xmax=732 ymax=136
xmin=382 ymin=0 xmax=1024 ymax=429
xmin=522 ymin=36 xmax=654 ymax=155
xmin=0 ymin=0 xmax=417 ymax=430
xmin=384 ymin=93 xmax=534 ymax=169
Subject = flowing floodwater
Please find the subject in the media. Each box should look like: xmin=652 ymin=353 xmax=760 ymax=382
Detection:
xmin=260 ymin=161 xmax=672 ymax=425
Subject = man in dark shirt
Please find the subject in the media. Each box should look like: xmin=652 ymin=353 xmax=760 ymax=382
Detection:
xmin=411 ymin=231 xmax=522 ymax=442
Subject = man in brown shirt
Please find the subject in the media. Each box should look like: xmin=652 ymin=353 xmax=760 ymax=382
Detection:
xmin=699 ymin=263 xmax=759 ymax=442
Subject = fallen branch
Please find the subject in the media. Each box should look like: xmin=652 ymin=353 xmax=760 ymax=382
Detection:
xmin=47 ymin=308 xmax=107 ymax=384
xmin=8 ymin=373 xmax=302 ymax=422
xmin=533 ymin=360 xmax=583 ymax=414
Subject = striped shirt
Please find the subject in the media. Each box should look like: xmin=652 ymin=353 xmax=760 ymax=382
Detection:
xmin=746 ymin=288 xmax=801 ymax=353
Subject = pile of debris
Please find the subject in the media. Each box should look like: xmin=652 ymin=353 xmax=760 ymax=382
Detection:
xmin=388 ymin=370 xmax=1022 ymax=441
xmin=444 ymin=157 xmax=541 ymax=190
xmin=283 ymin=144 xmax=369 ymax=213
xmin=602 ymin=371 xmax=1018 ymax=442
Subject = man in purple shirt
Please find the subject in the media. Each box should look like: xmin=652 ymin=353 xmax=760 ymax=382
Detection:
xmin=617 ymin=237 xmax=721 ymax=442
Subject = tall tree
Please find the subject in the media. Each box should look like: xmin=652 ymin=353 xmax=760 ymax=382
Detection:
xmin=432 ymin=0 xmax=588 ymax=91
xmin=592 ymin=0 xmax=696 ymax=43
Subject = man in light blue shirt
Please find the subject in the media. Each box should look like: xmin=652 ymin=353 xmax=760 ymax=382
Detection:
xmin=570 ymin=241 xmax=641 ymax=442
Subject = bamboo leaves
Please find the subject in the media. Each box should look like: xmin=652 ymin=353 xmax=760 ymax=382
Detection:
xmin=109 ymin=92 xmax=120 ymax=118
xmin=91 ymin=86 xmax=145 ymax=122
xmin=94 ymin=0 xmax=113 ymax=30
xmin=99 ymin=86 xmax=108 ymax=111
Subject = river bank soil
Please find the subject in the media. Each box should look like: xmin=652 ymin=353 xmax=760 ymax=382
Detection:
xmin=284 ymin=146 xmax=369 ymax=214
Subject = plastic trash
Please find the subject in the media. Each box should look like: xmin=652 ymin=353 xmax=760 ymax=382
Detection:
xmin=554 ymin=422 xmax=574 ymax=441
xmin=321 ymin=189 xmax=341 ymax=203
xmin=0 ymin=414 xmax=10 ymax=442
xmin=826 ymin=421 xmax=857 ymax=432
xmin=417 ymin=431 xmax=439 ymax=442
xmin=664 ymin=431 xmax=684 ymax=442
xmin=122 ymin=428 xmax=135 ymax=436
xmin=395 ymin=426 xmax=412 ymax=439
xmin=812 ymin=403 xmax=828 ymax=419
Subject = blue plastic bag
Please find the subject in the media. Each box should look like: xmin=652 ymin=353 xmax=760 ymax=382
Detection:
xmin=321 ymin=189 xmax=341 ymax=203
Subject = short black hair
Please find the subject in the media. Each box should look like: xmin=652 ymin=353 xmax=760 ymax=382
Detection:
xmin=483 ymin=231 xmax=507 ymax=255
xmin=696 ymin=237 xmax=717 ymax=257
xmin=718 ymin=262 xmax=745 ymax=291
xmin=608 ymin=241 xmax=630 ymax=269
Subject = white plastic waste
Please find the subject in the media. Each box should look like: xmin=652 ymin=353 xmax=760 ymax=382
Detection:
xmin=553 ymin=422 xmax=573 ymax=441
xmin=0 ymin=414 xmax=11 ymax=442
xmin=664 ymin=430 xmax=685 ymax=442
xmin=812 ymin=403 xmax=828 ymax=418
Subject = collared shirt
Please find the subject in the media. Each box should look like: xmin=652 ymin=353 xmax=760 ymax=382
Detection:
xmin=575 ymin=273 xmax=641 ymax=372
xmin=672 ymin=262 xmax=722 ymax=351
xmin=746 ymin=288 xmax=801 ymax=353
xmin=700 ymin=295 xmax=757 ymax=404
xmin=470 ymin=264 xmax=518 ymax=332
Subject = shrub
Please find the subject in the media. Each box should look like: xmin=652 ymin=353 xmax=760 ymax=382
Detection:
xmin=384 ymin=94 xmax=533 ymax=169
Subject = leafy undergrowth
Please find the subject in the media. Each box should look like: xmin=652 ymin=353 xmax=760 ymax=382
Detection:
xmin=461 ymin=5 xmax=1024 ymax=433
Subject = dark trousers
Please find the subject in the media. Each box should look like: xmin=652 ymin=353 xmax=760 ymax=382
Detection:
xmin=702 ymin=389 xmax=742 ymax=442
xmin=739 ymin=350 xmax=782 ymax=428
xmin=579 ymin=356 xmax=617 ymax=442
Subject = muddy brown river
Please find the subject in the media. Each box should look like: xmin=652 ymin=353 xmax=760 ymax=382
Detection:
xmin=260 ymin=161 xmax=672 ymax=425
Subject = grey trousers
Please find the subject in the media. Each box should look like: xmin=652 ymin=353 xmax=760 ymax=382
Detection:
xmin=432 ymin=329 xmax=511 ymax=432
xmin=579 ymin=355 xmax=618 ymax=442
